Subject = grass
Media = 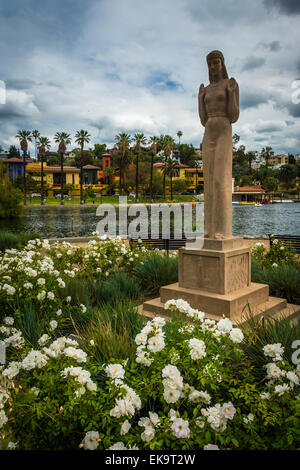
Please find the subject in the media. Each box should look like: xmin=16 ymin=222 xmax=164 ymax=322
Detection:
xmin=252 ymin=260 xmax=300 ymax=304
xmin=239 ymin=313 xmax=300 ymax=380
xmin=77 ymin=300 xmax=145 ymax=363
xmin=132 ymin=252 xmax=178 ymax=296
xmin=0 ymin=230 xmax=41 ymax=251
xmin=26 ymin=194 xmax=199 ymax=206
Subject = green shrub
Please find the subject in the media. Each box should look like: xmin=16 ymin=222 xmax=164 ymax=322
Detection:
xmin=0 ymin=186 xmax=24 ymax=218
xmin=1 ymin=301 xmax=299 ymax=450
xmin=239 ymin=314 xmax=300 ymax=380
xmin=133 ymin=252 xmax=178 ymax=295
xmin=251 ymin=238 xmax=298 ymax=268
xmin=78 ymin=300 xmax=145 ymax=363
xmin=252 ymin=260 xmax=300 ymax=304
xmin=0 ymin=231 xmax=41 ymax=251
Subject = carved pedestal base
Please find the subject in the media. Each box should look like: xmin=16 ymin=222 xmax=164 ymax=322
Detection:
xmin=179 ymin=238 xmax=250 ymax=295
xmin=143 ymin=239 xmax=287 ymax=323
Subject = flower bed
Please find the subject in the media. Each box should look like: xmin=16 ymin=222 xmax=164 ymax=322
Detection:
xmin=0 ymin=238 xmax=299 ymax=450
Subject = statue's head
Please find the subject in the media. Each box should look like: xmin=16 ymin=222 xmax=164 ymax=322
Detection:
xmin=206 ymin=50 xmax=228 ymax=83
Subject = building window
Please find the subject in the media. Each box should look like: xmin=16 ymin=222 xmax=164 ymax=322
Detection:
xmin=53 ymin=173 xmax=66 ymax=184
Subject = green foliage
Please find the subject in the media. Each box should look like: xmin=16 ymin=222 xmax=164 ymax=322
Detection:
xmin=251 ymin=239 xmax=298 ymax=268
xmin=78 ymin=300 xmax=145 ymax=363
xmin=0 ymin=231 xmax=40 ymax=251
xmin=0 ymin=186 xmax=24 ymax=218
xmin=132 ymin=251 xmax=178 ymax=295
xmin=251 ymin=261 xmax=300 ymax=304
xmin=239 ymin=314 xmax=300 ymax=380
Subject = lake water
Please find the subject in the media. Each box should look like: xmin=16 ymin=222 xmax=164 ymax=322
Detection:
xmin=0 ymin=203 xmax=299 ymax=238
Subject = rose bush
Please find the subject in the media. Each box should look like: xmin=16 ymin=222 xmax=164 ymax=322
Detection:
xmin=1 ymin=298 xmax=299 ymax=450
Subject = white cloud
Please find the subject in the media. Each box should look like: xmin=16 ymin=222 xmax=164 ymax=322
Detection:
xmin=0 ymin=0 xmax=299 ymax=154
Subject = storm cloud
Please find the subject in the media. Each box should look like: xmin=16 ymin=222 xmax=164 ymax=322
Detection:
xmin=0 ymin=0 xmax=299 ymax=155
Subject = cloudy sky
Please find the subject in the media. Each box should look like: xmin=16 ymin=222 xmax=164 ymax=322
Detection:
xmin=0 ymin=0 xmax=300 ymax=156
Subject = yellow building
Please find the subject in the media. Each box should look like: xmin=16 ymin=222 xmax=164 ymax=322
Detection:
xmin=153 ymin=162 xmax=204 ymax=190
xmin=26 ymin=162 xmax=80 ymax=189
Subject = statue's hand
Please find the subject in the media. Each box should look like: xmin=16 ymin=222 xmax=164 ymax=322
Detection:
xmin=227 ymin=77 xmax=237 ymax=93
xmin=198 ymin=83 xmax=205 ymax=98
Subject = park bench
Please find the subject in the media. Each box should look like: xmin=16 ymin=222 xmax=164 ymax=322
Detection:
xmin=269 ymin=234 xmax=300 ymax=254
xmin=129 ymin=237 xmax=195 ymax=254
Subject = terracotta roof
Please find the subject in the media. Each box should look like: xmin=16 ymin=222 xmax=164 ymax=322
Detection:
xmin=3 ymin=157 xmax=24 ymax=163
xmin=185 ymin=168 xmax=203 ymax=172
xmin=82 ymin=164 xmax=100 ymax=169
xmin=102 ymin=153 xmax=112 ymax=156
xmin=235 ymin=186 xmax=264 ymax=192
xmin=26 ymin=165 xmax=80 ymax=173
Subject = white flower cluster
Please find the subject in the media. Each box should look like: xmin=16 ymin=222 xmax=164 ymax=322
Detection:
xmin=0 ymin=409 xmax=8 ymax=429
xmin=216 ymin=318 xmax=244 ymax=343
xmin=201 ymin=402 xmax=236 ymax=432
xmin=263 ymin=343 xmax=299 ymax=395
xmin=162 ymin=365 xmax=183 ymax=404
xmin=42 ymin=337 xmax=84 ymax=361
xmin=61 ymin=366 xmax=97 ymax=397
xmin=81 ymin=431 xmax=100 ymax=450
xmin=21 ymin=350 xmax=49 ymax=370
xmin=138 ymin=412 xmax=160 ymax=442
xmin=109 ymin=383 xmax=142 ymax=419
xmin=108 ymin=441 xmax=139 ymax=450
xmin=0 ymin=322 xmax=25 ymax=350
xmin=263 ymin=343 xmax=284 ymax=361
xmin=135 ymin=317 xmax=166 ymax=366
xmin=188 ymin=338 xmax=206 ymax=360
xmin=164 ymin=298 xmax=205 ymax=321
xmin=106 ymin=364 xmax=142 ymax=420
xmin=169 ymin=409 xmax=190 ymax=439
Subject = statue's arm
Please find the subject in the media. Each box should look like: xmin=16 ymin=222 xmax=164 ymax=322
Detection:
xmin=227 ymin=78 xmax=239 ymax=123
xmin=198 ymin=84 xmax=208 ymax=127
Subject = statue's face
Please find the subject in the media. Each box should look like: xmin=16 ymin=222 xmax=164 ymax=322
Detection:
xmin=208 ymin=58 xmax=222 ymax=79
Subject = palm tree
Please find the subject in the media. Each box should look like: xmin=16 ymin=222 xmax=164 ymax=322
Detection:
xmin=16 ymin=130 xmax=32 ymax=205
xmin=148 ymin=136 xmax=159 ymax=203
xmin=75 ymin=130 xmax=91 ymax=204
xmin=194 ymin=159 xmax=201 ymax=194
xmin=54 ymin=132 xmax=71 ymax=205
xmin=164 ymin=159 xmax=179 ymax=201
xmin=261 ymin=146 xmax=274 ymax=167
xmin=161 ymin=135 xmax=175 ymax=201
xmin=177 ymin=130 xmax=183 ymax=146
xmin=133 ymin=133 xmax=147 ymax=202
xmin=32 ymin=130 xmax=40 ymax=160
xmin=114 ymin=133 xmax=132 ymax=195
xmin=104 ymin=166 xmax=115 ymax=186
xmin=246 ymin=151 xmax=256 ymax=171
xmin=38 ymin=137 xmax=51 ymax=205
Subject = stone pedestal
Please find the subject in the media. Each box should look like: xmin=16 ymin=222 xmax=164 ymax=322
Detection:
xmin=143 ymin=237 xmax=287 ymax=322
xmin=179 ymin=238 xmax=250 ymax=295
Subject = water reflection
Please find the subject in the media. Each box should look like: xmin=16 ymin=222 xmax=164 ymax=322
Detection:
xmin=0 ymin=203 xmax=299 ymax=238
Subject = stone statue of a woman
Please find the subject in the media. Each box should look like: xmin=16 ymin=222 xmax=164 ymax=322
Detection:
xmin=198 ymin=50 xmax=239 ymax=239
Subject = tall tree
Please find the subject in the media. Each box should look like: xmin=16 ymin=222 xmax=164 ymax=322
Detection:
xmin=148 ymin=136 xmax=159 ymax=203
xmin=164 ymin=159 xmax=179 ymax=200
xmin=32 ymin=130 xmax=40 ymax=160
xmin=133 ymin=133 xmax=147 ymax=202
xmin=16 ymin=130 xmax=32 ymax=205
xmin=114 ymin=133 xmax=132 ymax=195
xmin=54 ymin=132 xmax=71 ymax=205
xmin=246 ymin=151 xmax=256 ymax=171
xmin=279 ymin=164 xmax=297 ymax=190
xmin=8 ymin=145 xmax=20 ymax=158
xmin=261 ymin=146 xmax=274 ymax=167
xmin=75 ymin=130 xmax=91 ymax=204
xmin=38 ymin=136 xmax=51 ymax=205
xmin=177 ymin=130 xmax=183 ymax=145
xmin=161 ymin=135 xmax=174 ymax=201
